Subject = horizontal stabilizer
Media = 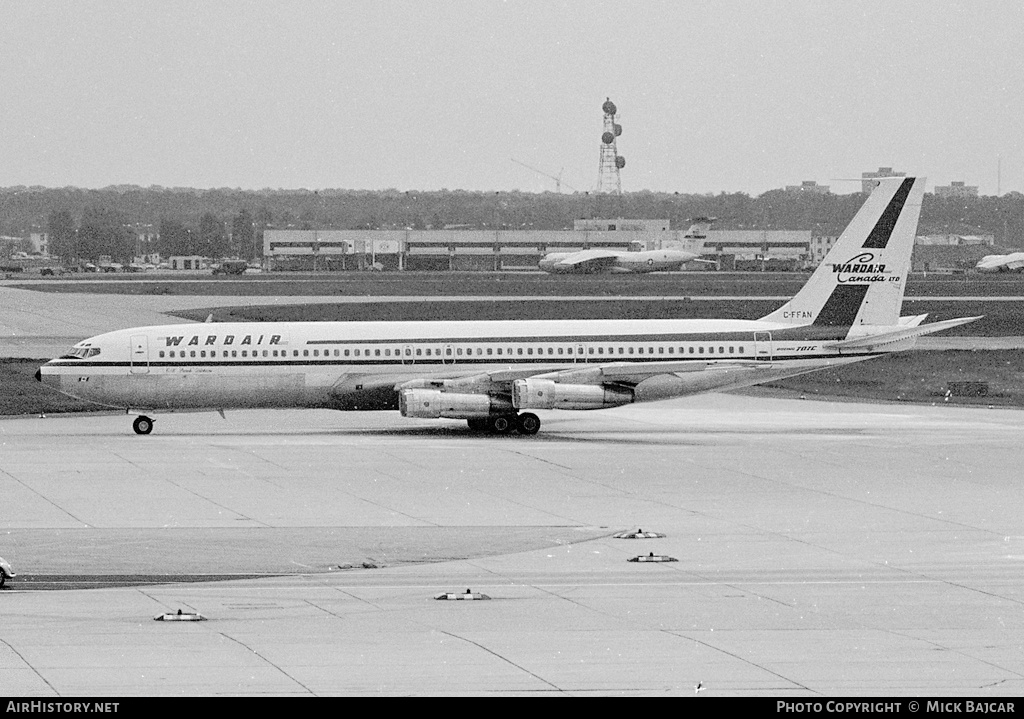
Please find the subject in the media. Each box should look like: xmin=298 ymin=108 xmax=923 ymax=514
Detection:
xmin=824 ymin=316 xmax=982 ymax=349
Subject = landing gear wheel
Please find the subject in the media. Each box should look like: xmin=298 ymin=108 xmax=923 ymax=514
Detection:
xmin=467 ymin=418 xmax=489 ymax=431
xmin=489 ymin=415 xmax=514 ymax=434
xmin=516 ymin=412 xmax=541 ymax=436
xmin=0 ymin=573 xmax=5 ymax=589
xmin=133 ymin=415 xmax=154 ymax=435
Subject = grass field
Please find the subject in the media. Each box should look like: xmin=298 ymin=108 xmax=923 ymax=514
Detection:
xmin=6 ymin=350 xmax=1024 ymax=417
xmin=5 ymin=273 xmax=1023 ymax=416
xmin=1 ymin=358 xmax=108 ymax=415
xmin=170 ymin=298 xmax=1019 ymax=336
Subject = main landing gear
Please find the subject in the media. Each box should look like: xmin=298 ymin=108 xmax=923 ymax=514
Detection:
xmin=467 ymin=413 xmax=540 ymax=436
xmin=132 ymin=415 xmax=154 ymax=435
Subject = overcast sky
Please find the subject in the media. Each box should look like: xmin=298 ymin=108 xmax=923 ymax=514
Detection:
xmin=1 ymin=1 xmax=1021 ymax=195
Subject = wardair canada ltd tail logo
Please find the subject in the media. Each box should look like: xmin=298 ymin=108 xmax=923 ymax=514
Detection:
xmin=831 ymin=252 xmax=895 ymax=284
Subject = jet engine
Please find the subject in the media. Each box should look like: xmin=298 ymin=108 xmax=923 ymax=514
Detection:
xmin=399 ymin=389 xmax=513 ymax=419
xmin=512 ymin=379 xmax=633 ymax=410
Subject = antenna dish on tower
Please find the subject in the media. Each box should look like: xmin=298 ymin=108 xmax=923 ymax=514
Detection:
xmin=597 ymin=97 xmax=624 ymax=194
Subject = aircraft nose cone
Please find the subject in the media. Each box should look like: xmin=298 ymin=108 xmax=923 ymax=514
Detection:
xmin=35 ymin=368 xmax=42 ymax=382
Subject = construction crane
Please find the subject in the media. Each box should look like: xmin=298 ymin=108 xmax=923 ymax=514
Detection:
xmin=511 ymin=159 xmax=578 ymax=193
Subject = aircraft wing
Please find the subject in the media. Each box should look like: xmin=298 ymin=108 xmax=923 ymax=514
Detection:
xmin=394 ymin=359 xmax=760 ymax=395
xmin=555 ymin=249 xmax=623 ymax=269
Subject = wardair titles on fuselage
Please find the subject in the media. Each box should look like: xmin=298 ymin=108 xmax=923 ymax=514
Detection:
xmin=163 ymin=334 xmax=283 ymax=347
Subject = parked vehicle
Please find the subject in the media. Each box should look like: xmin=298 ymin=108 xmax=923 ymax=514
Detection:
xmin=212 ymin=260 xmax=248 ymax=276
xmin=0 ymin=557 xmax=14 ymax=588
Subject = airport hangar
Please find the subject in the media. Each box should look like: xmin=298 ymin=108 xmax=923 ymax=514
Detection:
xmin=264 ymin=223 xmax=813 ymax=272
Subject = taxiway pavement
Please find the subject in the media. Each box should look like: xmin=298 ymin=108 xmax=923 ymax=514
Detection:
xmin=2 ymin=396 xmax=1024 ymax=695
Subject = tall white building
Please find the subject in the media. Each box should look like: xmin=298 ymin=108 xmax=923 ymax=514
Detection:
xmin=861 ymin=167 xmax=906 ymax=193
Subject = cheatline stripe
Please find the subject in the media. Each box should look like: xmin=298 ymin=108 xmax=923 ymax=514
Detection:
xmin=44 ymin=352 xmax=887 ymax=371
xmin=155 ymin=326 xmax=850 ymax=346
xmin=862 ymin=177 xmax=915 ymax=249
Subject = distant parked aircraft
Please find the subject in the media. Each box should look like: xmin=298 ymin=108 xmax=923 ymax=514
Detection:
xmin=537 ymin=218 xmax=714 ymax=274
xmin=976 ymin=252 xmax=1024 ymax=272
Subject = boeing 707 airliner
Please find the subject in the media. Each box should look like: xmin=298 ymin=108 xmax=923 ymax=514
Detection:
xmin=37 ymin=177 xmax=977 ymax=436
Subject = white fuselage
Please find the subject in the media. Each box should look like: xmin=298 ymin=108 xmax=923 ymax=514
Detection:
xmin=38 ymin=318 xmax=873 ymax=413
xmin=538 ymin=248 xmax=700 ymax=273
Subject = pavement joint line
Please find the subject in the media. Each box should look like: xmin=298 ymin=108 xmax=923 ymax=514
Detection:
xmin=154 ymin=473 xmax=272 ymax=528
xmin=360 ymin=467 xmax=445 ymax=527
xmin=881 ymin=627 xmax=1024 ymax=683
xmin=0 ymin=466 xmax=92 ymax=528
xmin=0 ymin=636 xmax=60 ymax=696
xmin=303 ymin=598 xmax=350 ymax=620
xmin=708 ymin=450 xmax=1011 ymax=543
xmin=437 ymin=630 xmax=566 ymax=694
xmin=497 ymin=447 xmax=575 ymax=471
xmin=666 ymin=630 xmax=818 ymax=694
xmin=767 ymin=444 xmax=1004 ymax=536
xmin=218 ymin=632 xmax=317 ymax=696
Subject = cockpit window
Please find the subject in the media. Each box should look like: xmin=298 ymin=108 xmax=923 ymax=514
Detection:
xmin=59 ymin=347 xmax=101 ymax=359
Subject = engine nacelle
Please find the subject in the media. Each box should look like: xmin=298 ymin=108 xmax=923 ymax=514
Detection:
xmin=512 ymin=379 xmax=633 ymax=410
xmin=399 ymin=389 xmax=512 ymax=419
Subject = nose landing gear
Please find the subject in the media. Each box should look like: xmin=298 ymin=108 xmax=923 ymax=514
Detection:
xmin=132 ymin=415 xmax=154 ymax=435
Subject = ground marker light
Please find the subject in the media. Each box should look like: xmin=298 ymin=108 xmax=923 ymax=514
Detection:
xmin=154 ymin=609 xmax=206 ymax=621
xmin=613 ymin=528 xmax=666 ymax=539
xmin=628 ymin=552 xmax=678 ymax=563
xmin=435 ymin=588 xmax=491 ymax=600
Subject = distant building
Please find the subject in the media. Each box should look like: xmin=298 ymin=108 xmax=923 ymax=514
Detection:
xmin=785 ymin=181 xmax=830 ymax=195
xmin=29 ymin=232 xmax=49 ymax=255
xmin=264 ymin=227 xmax=811 ymax=272
xmin=915 ymin=234 xmax=994 ymax=246
xmin=574 ymin=218 xmax=670 ymax=232
xmin=704 ymin=230 xmax=811 ymax=270
xmin=810 ymin=235 xmax=839 ymax=264
xmin=862 ymin=166 xmax=906 ymax=193
xmin=913 ymin=244 xmax=1000 ymax=272
xmin=169 ymin=255 xmax=206 ymax=270
xmin=933 ymin=181 xmax=979 ymax=198
xmin=132 ymin=224 xmax=158 ymax=257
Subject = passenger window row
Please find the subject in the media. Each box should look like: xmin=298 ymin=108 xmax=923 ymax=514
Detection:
xmin=156 ymin=344 xmax=747 ymax=360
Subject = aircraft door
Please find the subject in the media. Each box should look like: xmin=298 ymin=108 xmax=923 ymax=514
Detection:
xmin=754 ymin=331 xmax=772 ymax=361
xmin=442 ymin=344 xmax=454 ymax=365
xmin=402 ymin=344 xmax=414 ymax=365
xmin=130 ymin=334 xmax=150 ymax=374
xmin=575 ymin=344 xmax=586 ymax=363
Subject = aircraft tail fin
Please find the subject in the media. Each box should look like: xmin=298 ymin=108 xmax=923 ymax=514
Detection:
xmin=760 ymin=177 xmax=925 ymax=328
xmin=683 ymin=217 xmax=715 ymax=239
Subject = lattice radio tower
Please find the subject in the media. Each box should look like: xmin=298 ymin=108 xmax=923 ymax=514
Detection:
xmin=597 ymin=98 xmax=625 ymax=194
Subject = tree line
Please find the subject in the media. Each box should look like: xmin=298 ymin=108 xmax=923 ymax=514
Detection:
xmin=43 ymin=208 xmax=260 ymax=264
xmin=1 ymin=185 xmax=1020 ymax=262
